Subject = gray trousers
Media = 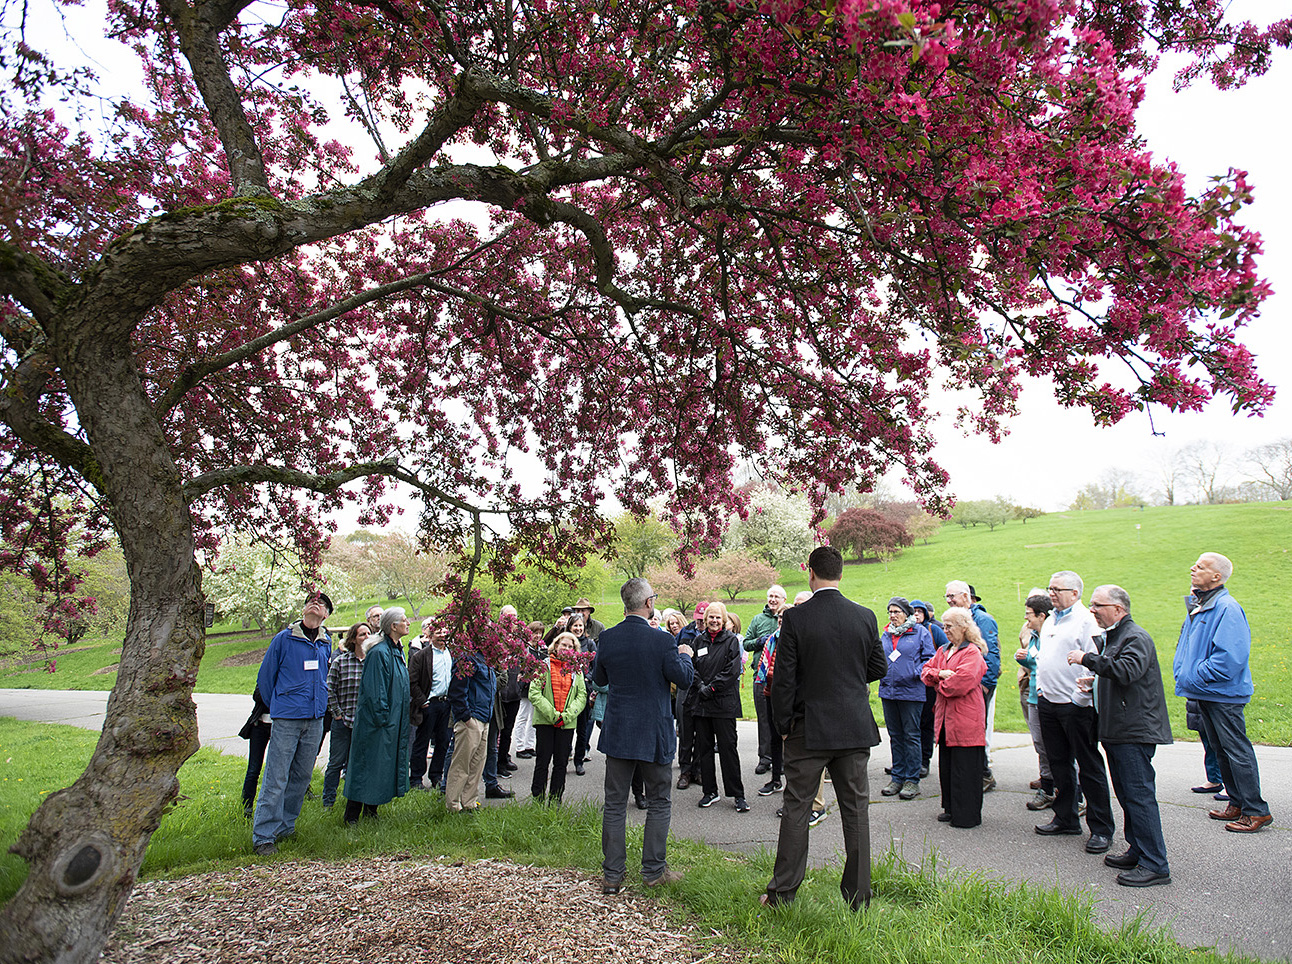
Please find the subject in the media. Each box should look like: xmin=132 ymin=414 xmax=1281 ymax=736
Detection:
xmin=766 ymin=729 xmax=872 ymax=909
xmin=602 ymin=756 xmax=673 ymax=883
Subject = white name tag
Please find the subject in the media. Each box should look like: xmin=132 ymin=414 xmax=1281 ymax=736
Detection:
xmin=304 ymin=659 xmax=319 ymax=671
xmin=888 ymin=649 xmax=901 ymax=663
xmin=695 ymin=647 xmax=708 ymax=658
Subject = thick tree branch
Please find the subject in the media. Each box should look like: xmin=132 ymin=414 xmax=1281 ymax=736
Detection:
xmin=0 ymin=242 xmax=70 ymax=327
xmin=0 ymin=352 xmax=103 ymax=489
xmin=159 ymin=0 xmax=270 ymax=196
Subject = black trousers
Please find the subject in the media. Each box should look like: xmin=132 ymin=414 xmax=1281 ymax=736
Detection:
xmin=242 ymin=721 xmax=272 ymax=808
xmin=938 ymin=738 xmax=984 ymax=828
xmin=693 ymin=715 xmax=744 ymax=798
xmin=676 ymin=692 xmax=698 ymax=777
xmin=920 ymin=684 xmax=937 ymax=766
xmin=1037 ymin=697 xmax=1114 ymax=836
xmin=497 ymin=699 xmax=521 ymax=767
xmin=752 ymin=683 xmax=773 ymax=766
xmin=532 ymin=724 xmax=575 ymax=800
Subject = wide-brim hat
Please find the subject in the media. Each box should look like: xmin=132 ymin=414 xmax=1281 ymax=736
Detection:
xmin=573 ymin=597 xmax=596 ymax=613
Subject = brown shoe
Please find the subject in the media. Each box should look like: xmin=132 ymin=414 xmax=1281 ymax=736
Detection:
xmin=1029 ymin=779 xmax=1042 ymax=790
xmin=676 ymin=773 xmax=691 ymax=790
xmin=1208 ymin=804 xmax=1242 ymax=821
xmin=1225 ymin=813 xmax=1273 ymax=833
xmin=644 ymin=869 xmax=684 ymax=887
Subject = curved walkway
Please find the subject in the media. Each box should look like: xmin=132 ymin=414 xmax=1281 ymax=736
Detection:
xmin=3 ymin=689 xmax=1289 ymax=961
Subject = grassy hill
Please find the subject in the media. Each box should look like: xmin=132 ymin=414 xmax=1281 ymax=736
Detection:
xmin=3 ymin=503 xmax=1289 ymax=743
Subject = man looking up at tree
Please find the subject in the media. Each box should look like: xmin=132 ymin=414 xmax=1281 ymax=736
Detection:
xmin=744 ymin=584 xmax=787 ymax=775
xmin=252 ymin=592 xmax=333 ymax=855
xmin=1174 ymin=552 xmax=1272 ymax=833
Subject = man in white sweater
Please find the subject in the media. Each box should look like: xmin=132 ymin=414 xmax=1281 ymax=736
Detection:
xmin=1033 ymin=570 xmax=1115 ymax=855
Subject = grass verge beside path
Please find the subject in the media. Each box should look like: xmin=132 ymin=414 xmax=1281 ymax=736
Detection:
xmin=0 ymin=718 xmax=1259 ymax=964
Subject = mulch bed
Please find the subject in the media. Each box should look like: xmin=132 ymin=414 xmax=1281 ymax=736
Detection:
xmin=218 ymin=647 xmax=268 ymax=668
xmin=102 ymin=856 xmax=750 ymax=964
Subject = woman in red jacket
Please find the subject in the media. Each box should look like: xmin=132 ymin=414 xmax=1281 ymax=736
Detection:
xmin=921 ymin=607 xmax=988 ymax=828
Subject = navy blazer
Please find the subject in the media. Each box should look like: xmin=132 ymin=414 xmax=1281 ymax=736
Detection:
xmin=593 ymin=614 xmax=694 ymax=765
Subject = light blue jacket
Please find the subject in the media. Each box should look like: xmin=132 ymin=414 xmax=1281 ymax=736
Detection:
xmin=256 ymin=620 xmax=331 ymax=719
xmin=1173 ymin=588 xmax=1253 ymax=703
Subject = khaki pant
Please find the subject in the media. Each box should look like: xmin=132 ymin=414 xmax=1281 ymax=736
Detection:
xmin=445 ymin=718 xmax=488 ymax=810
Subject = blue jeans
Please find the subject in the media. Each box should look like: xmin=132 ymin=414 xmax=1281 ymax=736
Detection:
xmin=322 ymin=720 xmax=352 ymax=808
xmin=252 ymin=716 xmax=323 ymax=846
xmin=1104 ymin=743 xmax=1170 ymax=875
xmin=1196 ymin=700 xmax=1269 ymax=816
xmin=1200 ymin=728 xmax=1223 ymax=787
xmin=882 ymin=698 xmax=924 ymax=783
xmin=602 ymin=757 xmax=672 ymax=883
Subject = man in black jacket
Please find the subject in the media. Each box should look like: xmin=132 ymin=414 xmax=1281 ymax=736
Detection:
xmin=763 ymin=546 xmax=886 ymax=910
xmin=1068 ymin=584 xmax=1173 ymax=887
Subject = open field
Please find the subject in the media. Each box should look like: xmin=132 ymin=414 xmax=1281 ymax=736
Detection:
xmin=3 ymin=503 xmax=1289 ymax=743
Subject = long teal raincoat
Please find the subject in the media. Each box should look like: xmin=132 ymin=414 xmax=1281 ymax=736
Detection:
xmin=344 ymin=635 xmax=411 ymax=805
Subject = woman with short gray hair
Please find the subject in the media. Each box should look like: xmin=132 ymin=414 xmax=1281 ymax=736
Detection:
xmin=343 ymin=607 xmax=411 ymax=823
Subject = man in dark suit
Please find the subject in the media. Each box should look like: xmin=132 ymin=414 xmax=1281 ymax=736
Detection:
xmin=593 ymin=577 xmax=695 ymax=894
xmin=764 ymin=545 xmax=886 ymax=910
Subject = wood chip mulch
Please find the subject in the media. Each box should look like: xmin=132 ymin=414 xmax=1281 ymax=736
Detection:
xmin=102 ymin=856 xmax=753 ymax=964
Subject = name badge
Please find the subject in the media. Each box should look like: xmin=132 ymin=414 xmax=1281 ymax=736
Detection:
xmin=695 ymin=646 xmax=708 ymax=658
xmin=888 ymin=649 xmax=901 ymax=663
xmin=304 ymin=659 xmax=319 ymax=671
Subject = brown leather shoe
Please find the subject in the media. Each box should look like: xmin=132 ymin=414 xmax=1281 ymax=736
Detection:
xmin=645 ymin=869 xmax=684 ymax=887
xmin=1029 ymin=779 xmax=1042 ymax=790
xmin=1208 ymin=804 xmax=1241 ymax=821
xmin=1225 ymin=813 xmax=1273 ymax=833
xmin=676 ymin=773 xmax=691 ymax=790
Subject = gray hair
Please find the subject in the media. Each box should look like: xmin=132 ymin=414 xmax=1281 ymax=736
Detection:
xmin=945 ymin=579 xmax=970 ymax=596
xmin=621 ymin=577 xmax=654 ymax=612
xmin=379 ymin=607 xmax=406 ymax=637
xmin=769 ymin=584 xmax=786 ymax=597
xmin=1051 ymin=570 xmax=1084 ymax=595
xmin=1094 ymin=584 xmax=1131 ymax=614
xmin=793 ymin=590 xmax=812 ymax=605
xmin=1201 ymin=552 xmax=1234 ymax=582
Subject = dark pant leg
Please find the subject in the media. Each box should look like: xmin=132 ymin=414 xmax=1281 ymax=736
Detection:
xmin=713 ymin=716 xmax=745 ymax=798
xmin=768 ymin=698 xmax=783 ymax=780
xmin=766 ymin=729 xmax=825 ymax=903
xmin=574 ymin=703 xmax=593 ymax=763
xmin=631 ymin=764 xmax=644 ymax=798
xmin=1198 ymin=700 xmax=1269 ymax=817
xmin=676 ymin=696 xmax=697 ymax=777
xmin=322 ymin=720 xmax=352 ymax=807
xmin=532 ymin=725 xmax=556 ymax=799
xmin=426 ymin=700 xmax=452 ymax=787
xmin=243 ymin=722 xmax=271 ymax=809
xmin=602 ymin=756 xmax=634 ymax=883
xmin=693 ymin=716 xmax=718 ymax=794
xmin=1104 ymin=742 xmax=1170 ymax=875
xmin=827 ymin=748 xmax=872 ymax=909
xmin=408 ymin=711 xmax=433 ymax=785
xmin=753 ymin=683 xmax=772 ymax=766
xmin=498 ymin=699 xmax=520 ymax=768
xmin=942 ymin=743 xmax=983 ymax=828
xmin=1038 ymin=698 xmax=1080 ymax=830
xmin=920 ymin=685 xmax=937 ymax=766
xmin=483 ymin=713 xmax=501 ymax=789
xmin=548 ymin=726 xmax=575 ymax=800
xmin=1067 ymin=705 xmax=1115 ymax=836
xmin=1200 ymin=728 xmax=1224 ymax=786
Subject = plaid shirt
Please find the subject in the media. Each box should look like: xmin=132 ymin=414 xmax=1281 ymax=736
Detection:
xmin=327 ymin=651 xmax=365 ymax=725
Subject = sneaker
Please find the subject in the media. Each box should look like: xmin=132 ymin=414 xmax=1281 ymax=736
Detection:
xmin=1078 ymin=800 xmax=1088 ymax=817
xmin=982 ymin=773 xmax=997 ymax=793
xmin=898 ymin=781 xmax=920 ymax=800
xmin=776 ymin=807 xmax=784 ymax=818
xmin=919 ymin=765 xmax=930 ymax=778
xmin=1026 ymin=790 xmax=1056 ymax=811
xmin=1030 ymin=778 xmax=1043 ymax=790
xmin=698 ymin=793 xmax=719 ymax=808
xmin=516 ymin=749 xmax=536 ymax=759
xmin=808 ymin=808 xmax=828 ymax=827
xmin=644 ymin=869 xmax=684 ymax=887
xmin=734 ymin=797 xmax=750 ymax=813
xmin=880 ymin=780 xmax=902 ymax=796
xmin=758 ymin=780 xmax=783 ymax=796
xmin=252 ymin=841 xmax=277 ymax=856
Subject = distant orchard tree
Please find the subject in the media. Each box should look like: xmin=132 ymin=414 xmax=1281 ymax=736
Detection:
xmin=726 ymin=487 xmax=815 ymax=569
xmin=1011 ymin=505 xmax=1045 ymax=524
xmin=951 ymin=498 xmax=1012 ymax=531
xmin=1244 ymin=439 xmax=1292 ymax=501
xmin=828 ymin=508 xmax=913 ymax=561
xmin=204 ymin=536 xmax=353 ymax=632
xmin=646 ymin=565 xmax=720 ymax=616
xmin=611 ymin=512 xmax=677 ymax=579
xmin=905 ymin=511 xmax=943 ymax=544
xmin=703 ymin=553 xmax=781 ymax=602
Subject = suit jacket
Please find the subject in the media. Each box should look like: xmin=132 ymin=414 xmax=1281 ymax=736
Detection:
xmin=592 ymin=613 xmax=694 ymax=765
xmin=771 ymin=586 xmax=886 ymax=751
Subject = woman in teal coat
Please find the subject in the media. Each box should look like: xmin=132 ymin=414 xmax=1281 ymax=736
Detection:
xmin=344 ymin=607 xmax=411 ymax=822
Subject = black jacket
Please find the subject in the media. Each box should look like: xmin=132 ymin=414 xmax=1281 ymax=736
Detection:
xmin=771 ymin=587 xmax=886 ymax=750
xmin=684 ymin=629 xmax=744 ymax=718
xmin=1080 ymin=616 xmax=1173 ymax=745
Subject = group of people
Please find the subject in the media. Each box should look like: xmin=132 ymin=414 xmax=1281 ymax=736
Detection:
xmin=244 ymin=546 xmax=1272 ymax=906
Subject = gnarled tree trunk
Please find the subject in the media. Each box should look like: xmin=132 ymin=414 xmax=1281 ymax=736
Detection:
xmin=0 ymin=333 xmax=206 ymax=964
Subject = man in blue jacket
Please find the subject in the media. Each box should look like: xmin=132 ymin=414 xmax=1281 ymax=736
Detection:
xmin=445 ymin=648 xmax=496 ymax=812
xmin=594 ymin=577 xmax=695 ymax=894
xmin=252 ymin=592 xmax=333 ymax=855
xmin=1173 ymin=552 xmax=1272 ymax=833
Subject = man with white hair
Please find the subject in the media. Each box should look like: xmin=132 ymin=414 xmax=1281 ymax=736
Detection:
xmin=1174 ymin=552 xmax=1272 ymax=833
xmin=944 ymin=580 xmax=999 ymax=791
xmin=744 ymin=584 xmax=787 ymax=774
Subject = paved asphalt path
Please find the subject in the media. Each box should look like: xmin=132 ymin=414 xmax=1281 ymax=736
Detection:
xmin=4 ymin=689 xmax=1290 ymax=961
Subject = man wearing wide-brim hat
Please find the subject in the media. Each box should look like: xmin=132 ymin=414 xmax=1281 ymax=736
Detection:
xmin=573 ymin=597 xmax=606 ymax=640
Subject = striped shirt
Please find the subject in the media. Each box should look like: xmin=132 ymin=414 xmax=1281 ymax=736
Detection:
xmin=327 ymin=651 xmax=365 ymax=725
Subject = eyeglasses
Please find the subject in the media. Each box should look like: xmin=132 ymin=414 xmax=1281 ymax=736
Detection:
xmin=1047 ymin=586 xmax=1076 ymax=594
xmin=1089 ymin=602 xmax=1119 ymax=611
xmin=944 ymin=593 xmax=956 ymax=600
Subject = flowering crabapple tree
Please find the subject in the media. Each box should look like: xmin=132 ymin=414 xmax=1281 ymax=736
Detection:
xmin=0 ymin=0 xmax=1286 ymax=958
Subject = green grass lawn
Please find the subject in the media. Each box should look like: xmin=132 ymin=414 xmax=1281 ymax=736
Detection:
xmin=4 ymin=503 xmax=1290 ymax=743
xmin=0 ymin=718 xmax=1261 ymax=964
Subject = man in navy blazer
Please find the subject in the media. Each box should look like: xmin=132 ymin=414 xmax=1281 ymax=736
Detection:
xmin=764 ymin=545 xmax=886 ymax=910
xmin=593 ymin=577 xmax=695 ymax=893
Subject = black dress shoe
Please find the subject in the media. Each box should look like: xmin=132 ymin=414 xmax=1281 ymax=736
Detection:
xmin=1085 ymin=833 xmax=1112 ymax=854
xmin=485 ymin=785 xmax=515 ymax=799
xmin=574 ymin=764 xmax=585 ymax=776
xmin=676 ymin=773 xmax=692 ymax=790
xmin=937 ymin=812 xmax=952 ymax=822
xmin=1104 ymin=849 xmax=1138 ymax=869
xmin=1116 ymin=866 xmax=1171 ymax=887
xmin=755 ymin=762 xmax=771 ymax=775
xmin=516 ymin=749 xmax=535 ymax=759
xmin=635 ymin=794 xmax=647 ymax=810
xmin=1034 ymin=822 xmax=1083 ymax=836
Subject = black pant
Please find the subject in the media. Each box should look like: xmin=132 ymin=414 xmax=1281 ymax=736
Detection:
xmin=343 ymin=800 xmax=378 ymax=823
xmin=242 ymin=721 xmax=272 ymax=809
xmin=938 ymin=738 xmax=984 ymax=828
xmin=675 ymin=692 xmax=698 ymax=778
xmin=423 ymin=698 xmax=453 ymax=787
xmin=532 ymin=724 xmax=575 ymax=800
xmin=920 ymin=684 xmax=937 ymax=766
xmin=752 ymin=682 xmax=773 ymax=766
xmin=693 ymin=715 xmax=744 ymax=798
xmin=765 ymin=695 xmax=783 ymax=780
xmin=1037 ymin=697 xmax=1114 ymax=836
xmin=497 ymin=699 xmax=521 ymax=767
xmin=409 ymin=708 xmax=435 ymax=784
